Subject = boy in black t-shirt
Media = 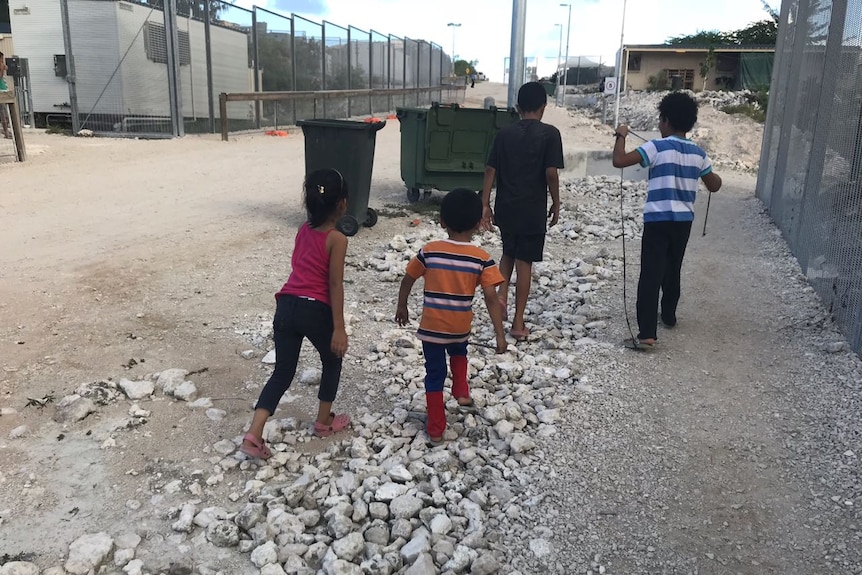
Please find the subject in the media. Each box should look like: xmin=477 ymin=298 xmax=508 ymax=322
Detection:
xmin=481 ymin=82 xmax=565 ymax=340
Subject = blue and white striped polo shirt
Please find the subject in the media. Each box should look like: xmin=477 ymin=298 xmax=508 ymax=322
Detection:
xmin=636 ymin=136 xmax=713 ymax=223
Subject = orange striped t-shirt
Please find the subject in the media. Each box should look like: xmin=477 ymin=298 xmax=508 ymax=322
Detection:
xmin=405 ymin=239 xmax=505 ymax=344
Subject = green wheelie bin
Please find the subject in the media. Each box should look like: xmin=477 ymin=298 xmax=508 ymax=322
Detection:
xmin=296 ymin=118 xmax=386 ymax=236
xmin=396 ymin=103 xmax=520 ymax=202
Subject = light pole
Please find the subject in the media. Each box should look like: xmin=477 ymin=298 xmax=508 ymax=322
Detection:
xmin=613 ymin=0 xmax=627 ymax=128
xmin=560 ymin=3 xmax=571 ymax=106
xmin=554 ymin=23 xmax=563 ymax=106
xmin=447 ymin=22 xmax=461 ymax=76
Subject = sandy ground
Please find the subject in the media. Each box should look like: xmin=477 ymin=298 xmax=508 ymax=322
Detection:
xmin=1 ymin=82 xmax=859 ymax=573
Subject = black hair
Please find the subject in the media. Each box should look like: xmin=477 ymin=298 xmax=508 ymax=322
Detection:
xmin=440 ymin=188 xmax=482 ymax=233
xmin=304 ymin=168 xmax=348 ymax=227
xmin=517 ymin=82 xmax=547 ymax=113
xmin=658 ymin=92 xmax=699 ymax=133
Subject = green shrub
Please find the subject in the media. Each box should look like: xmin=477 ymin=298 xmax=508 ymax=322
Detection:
xmin=721 ymin=103 xmax=766 ymax=123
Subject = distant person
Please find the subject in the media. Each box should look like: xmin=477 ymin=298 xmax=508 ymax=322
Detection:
xmin=599 ymin=79 xmax=605 ymax=93
xmin=612 ymin=92 xmax=722 ymax=349
xmin=0 ymin=52 xmax=12 ymax=139
xmin=481 ymin=82 xmax=564 ymax=341
xmin=470 ymin=74 xmax=476 ymax=88
xmin=396 ymin=189 xmax=507 ymax=444
xmin=240 ymin=169 xmax=352 ymax=459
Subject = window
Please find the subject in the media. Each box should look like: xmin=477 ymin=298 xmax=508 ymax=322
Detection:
xmin=144 ymin=21 xmax=191 ymax=65
xmin=666 ymin=69 xmax=696 ymax=90
xmin=627 ymin=53 xmax=642 ymax=71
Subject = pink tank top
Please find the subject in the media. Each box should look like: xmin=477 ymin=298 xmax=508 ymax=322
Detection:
xmin=277 ymin=223 xmax=333 ymax=305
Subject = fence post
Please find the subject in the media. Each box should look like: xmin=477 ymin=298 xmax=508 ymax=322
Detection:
xmin=347 ymin=26 xmax=352 ymax=117
xmin=251 ymin=9 xmax=261 ymax=129
xmin=203 ymin=0 xmax=215 ymax=133
xmin=290 ymin=15 xmax=297 ymax=124
xmin=163 ymin=0 xmax=184 ymax=136
xmin=368 ymin=30 xmax=373 ymax=115
xmin=59 ymin=0 xmax=80 ymax=135
xmin=387 ymin=35 xmax=392 ymax=111
xmin=220 ymin=93 xmax=228 ymax=141
xmin=322 ymin=24 xmax=327 ymax=118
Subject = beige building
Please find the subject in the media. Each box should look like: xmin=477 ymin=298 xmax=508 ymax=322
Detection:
xmin=621 ymin=45 xmax=774 ymax=92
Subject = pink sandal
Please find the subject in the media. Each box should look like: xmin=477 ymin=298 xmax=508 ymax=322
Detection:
xmin=509 ymin=326 xmax=530 ymax=341
xmin=239 ymin=433 xmax=272 ymax=460
xmin=313 ymin=413 xmax=351 ymax=437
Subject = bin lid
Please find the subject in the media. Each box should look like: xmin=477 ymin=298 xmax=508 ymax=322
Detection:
xmin=297 ymin=119 xmax=386 ymax=131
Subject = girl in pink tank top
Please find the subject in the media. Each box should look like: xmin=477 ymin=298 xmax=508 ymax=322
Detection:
xmin=240 ymin=169 xmax=352 ymax=459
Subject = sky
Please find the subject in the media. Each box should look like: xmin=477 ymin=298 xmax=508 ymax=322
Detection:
xmin=234 ymin=0 xmax=776 ymax=81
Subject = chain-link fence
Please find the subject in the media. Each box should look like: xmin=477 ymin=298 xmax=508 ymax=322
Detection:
xmin=756 ymin=0 xmax=862 ymax=354
xmin=43 ymin=0 xmax=452 ymax=137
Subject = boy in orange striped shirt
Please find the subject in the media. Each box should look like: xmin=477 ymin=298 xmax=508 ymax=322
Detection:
xmin=396 ymin=189 xmax=508 ymax=443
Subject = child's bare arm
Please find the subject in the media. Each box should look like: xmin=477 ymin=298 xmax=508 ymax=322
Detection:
xmin=481 ymin=166 xmax=496 ymax=230
xmin=327 ymin=232 xmax=349 ymax=357
xmin=482 ymin=285 xmax=508 ymax=353
xmin=395 ymin=275 xmax=417 ymax=326
xmin=612 ymin=125 xmax=645 ymax=168
xmin=702 ymin=171 xmax=722 ymax=193
xmin=546 ymin=167 xmax=561 ymax=227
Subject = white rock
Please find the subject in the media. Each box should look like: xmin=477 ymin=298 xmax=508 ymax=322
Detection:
xmin=529 ymin=538 xmax=552 ymax=558
xmin=206 ymin=408 xmax=227 ymax=421
xmin=115 ymin=532 xmax=142 ymax=550
xmin=0 ymin=407 xmax=17 ymax=416
xmin=331 ymin=532 xmax=364 ymax=561
xmin=260 ymin=564 xmax=287 ymax=575
xmin=251 ymin=541 xmax=279 ymax=567
xmin=388 ymin=464 xmax=413 ymax=483
xmin=118 ymin=378 xmax=155 ymax=400
xmin=0 ymin=562 xmax=40 ymax=575
xmin=299 ymin=368 xmax=321 ymax=385
xmin=8 ymin=425 xmax=27 ymax=439
xmin=375 ymin=482 xmax=408 ymax=502
xmin=173 ymin=381 xmax=198 ymax=402
xmin=240 ymin=349 xmax=256 ymax=359
xmin=390 ymin=494 xmax=423 ymax=519
xmin=194 ymin=506 xmax=228 ymax=528
xmin=157 ymin=368 xmax=188 ymax=395
xmin=324 ymin=559 xmax=362 ymax=575
xmin=213 ymin=439 xmax=236 ymax=456
xmin=443 ymin=545 xmax=476 ymax=572
xmin=188 ymin=397 xmax=213 ymax=408
xmin=404 ymin=553 xmax=437 ymax=575
xmin=53 ymin=395 xmax=96 ymax=423
xmin=113 ymin=547 xmax=136 ymax=567
xmin=472 ymin=553 xmax=501 ymax=575
xmin=123 ymin=559 xmax=144 ymax=575
xmin=65 ymin=532 xmax=114 ymax=575
xmin=509 ymin=433 xmax=536 ymax=453
xmin=172 ymin=503 xmax=197 ymax=532
xmin=429 ymin=514 xmax=453 ymax=535
xmin=536 ymin=409 xmax=560 ymax=424
xmin=400 ymin=530 xmax=431 ymax=563
xmin=206 ymin=520 xmax=240 ymax=547
xmin=261 ymin=350 xmax=277 ymax=364
xmin=164 ymin=479 xmax=182 ymax=493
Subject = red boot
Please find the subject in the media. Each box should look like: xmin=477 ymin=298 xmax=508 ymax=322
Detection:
xmin=425 ymin=391 xmax=446 ymax=440
xmin=450 ymin=355 xmax=469 ymax=400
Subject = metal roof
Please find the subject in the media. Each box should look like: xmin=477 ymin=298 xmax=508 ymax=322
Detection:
xmin=624 ymin=44 xmax=775 ymax=53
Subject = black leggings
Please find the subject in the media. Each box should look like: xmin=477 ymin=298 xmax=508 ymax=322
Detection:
xmin=636 ymin=221 xmax=692 ymax=340
xmin=255 ymin=295 xmax=342 ymax=414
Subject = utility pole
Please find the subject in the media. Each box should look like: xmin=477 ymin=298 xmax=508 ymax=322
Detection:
xmin=560 ymin=3 xmax=571 ymax=107
xmin=613 ymin=0 xmax=628 ymax=128
xmin=555 ymin=23 xmax=563 ymax=106
xmin=507 ymin=0 xmax=526 ymax=109
xmin=447 ymin=22 xmax=461 ymax=76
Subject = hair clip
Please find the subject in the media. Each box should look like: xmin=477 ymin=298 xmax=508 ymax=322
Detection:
xmin=318 ymin=185 xmax=325 ymax=195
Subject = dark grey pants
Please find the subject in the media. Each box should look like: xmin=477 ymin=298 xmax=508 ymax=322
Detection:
xmin=255 ymin=295 xmax=342 ymax=414
xmin=636 ymin=221 xmax=693 ymax=340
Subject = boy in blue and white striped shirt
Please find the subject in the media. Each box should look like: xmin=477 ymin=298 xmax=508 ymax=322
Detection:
xmin=612 ymin=92 xmax=722 ymax=347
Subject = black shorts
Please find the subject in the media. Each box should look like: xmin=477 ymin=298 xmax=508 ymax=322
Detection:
xmin=500 ymin=231 xmax=546 ymax=263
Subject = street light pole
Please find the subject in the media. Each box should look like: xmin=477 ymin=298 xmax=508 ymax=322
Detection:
xmin=554 ymin=23 xmax=563 ymax=106
xmin=447 ymin=22 xmax=461 ymax=76
xmin=613 ymin=0 xmax=627 ymax=128
xmin=560 ymin=3 xmax=571 ymax=107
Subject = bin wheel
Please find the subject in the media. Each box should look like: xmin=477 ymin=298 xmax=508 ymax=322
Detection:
xmin=336 ymin=215 xmax=360 ymax=237
xmin=363 ymin=207 xmax=378 ymax=228
xmin=407 ymin=188 xmax=421 ymax=203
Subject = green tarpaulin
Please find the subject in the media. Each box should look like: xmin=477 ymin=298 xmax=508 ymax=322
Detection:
xmin=739 ymin=53 xmax=774 ymax=90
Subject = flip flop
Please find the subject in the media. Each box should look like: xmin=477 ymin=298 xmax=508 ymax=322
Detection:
xmin=313 ymin=412 xmax=351 ymax=437
xmin=498 ymin=297 xmax=508 ymax=322
xmin=622 ymin=337 xmax=656 ymax=351
xmin=239 ymin=433 xmax=272 ymax=460
xmin=455 ymin=399 xmax=478 ymax=414
xmin=509 ymin=326 xmax=530 ymax=341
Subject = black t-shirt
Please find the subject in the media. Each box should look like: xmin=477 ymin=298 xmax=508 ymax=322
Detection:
xmin=487 ymin=119 xmax=564 ymax=234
